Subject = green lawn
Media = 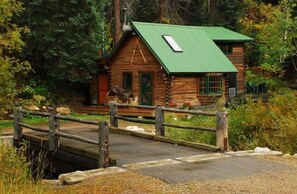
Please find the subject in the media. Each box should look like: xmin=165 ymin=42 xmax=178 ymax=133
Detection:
xmin=0 ymin=114 xmax=109 ymax=131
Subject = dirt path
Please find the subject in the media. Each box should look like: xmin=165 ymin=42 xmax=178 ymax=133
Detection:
xmin=46 ymin=155 xmax=297 ymax=194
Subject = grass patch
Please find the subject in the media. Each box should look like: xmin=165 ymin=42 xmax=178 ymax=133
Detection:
xmin=0 ymin=120 xmax=14 ymax=130
xmin=164 ymin=114 xmax=216 ymax=145
xmin=0 ymin=114 xmax=109 ymax=131
xmin=0 ymin=144 xmax=47 ymax=194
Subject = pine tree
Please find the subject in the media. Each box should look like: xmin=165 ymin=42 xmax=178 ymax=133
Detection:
xmin=20 ymin=0 xmax=110 ymax=84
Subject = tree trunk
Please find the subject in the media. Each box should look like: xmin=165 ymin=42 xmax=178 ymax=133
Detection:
xmin=159 ymin=0 xmax=164 ymax=22
xmin=113 ymin=0 xmax=121 ymax=45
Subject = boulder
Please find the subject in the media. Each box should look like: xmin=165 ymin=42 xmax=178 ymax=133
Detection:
xmin=283 ymin=153 xmax=293 ymax=157
xmin=254 ymin=147 xmax=271 ymax=153
xmin=23 ymin=104 xmax=40 ymax=111
xmin=58 ymin=171 xmax=87 ymax=185
xmin=56 ymin=107 xmax=71 ymax=115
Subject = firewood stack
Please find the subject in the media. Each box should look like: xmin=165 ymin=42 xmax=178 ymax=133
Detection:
xmin=105 ymin=85 xmax=138 ymax=106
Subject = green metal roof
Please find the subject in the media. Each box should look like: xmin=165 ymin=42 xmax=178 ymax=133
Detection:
xmin=201 ymin=26 xmax=253 ymax=42
xmin=132 ymin=22 xmax=239 ymax=74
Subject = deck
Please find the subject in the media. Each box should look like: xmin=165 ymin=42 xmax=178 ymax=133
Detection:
xmin=80 ymin=105 xmax=155 ymax=117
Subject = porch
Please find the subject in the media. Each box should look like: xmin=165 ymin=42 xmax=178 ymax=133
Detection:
xmin=80 ymin=105 xmax=155 ymax=117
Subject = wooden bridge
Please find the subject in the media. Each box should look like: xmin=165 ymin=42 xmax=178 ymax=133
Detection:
xmin=13 ymin=104 xmax=228 ymax=177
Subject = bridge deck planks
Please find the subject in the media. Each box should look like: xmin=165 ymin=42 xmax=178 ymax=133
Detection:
xmin=23 ymin=127 xmax=212 ymax=166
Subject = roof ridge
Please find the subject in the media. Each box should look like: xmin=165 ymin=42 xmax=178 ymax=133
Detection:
xmin=132 ymin=21 xmax=204 ymax=30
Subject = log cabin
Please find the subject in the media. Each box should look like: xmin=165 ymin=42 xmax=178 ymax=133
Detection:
xmin=90 ymin=22 xmax=252 ymax=107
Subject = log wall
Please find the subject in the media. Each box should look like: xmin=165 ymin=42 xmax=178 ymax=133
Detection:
xmin=109 ymin=34 xmax=167 ymax=106
xmin=225 ymin=43 xmax=246 ymax=93
xmin=171 ymin=77 xmax=200 ymax=107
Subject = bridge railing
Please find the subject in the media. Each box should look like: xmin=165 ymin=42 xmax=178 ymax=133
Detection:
xmin=110 ymin=103 xmax=228 ymax=151
xmin=13 ymin=108 xmax=109 ymax=168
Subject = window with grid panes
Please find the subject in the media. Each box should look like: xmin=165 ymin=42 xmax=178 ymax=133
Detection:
xmin=200 ymin=75 xmax=223 ymax=94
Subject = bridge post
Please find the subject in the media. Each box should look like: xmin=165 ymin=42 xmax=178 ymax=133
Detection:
xmin=110 ymin=103 xmax=118 ymax=128
xmin=49 ymin=113 xmax=60 ymax=151
xmin=155 ymin=106 xmax=165 ymax=136
xmin=13 ymin=109 xmax=23 ymax=147
xmin=98 ymin=121 xmax=109 ymax=168
xmin=216 ymin=111 xmax=228 ymax=151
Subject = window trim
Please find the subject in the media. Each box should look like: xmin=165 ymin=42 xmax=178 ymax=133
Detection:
xmin=123 ymin=72 xmax=133 ymax=90
xmin=199 ymin=75 xmax=223 ymax=95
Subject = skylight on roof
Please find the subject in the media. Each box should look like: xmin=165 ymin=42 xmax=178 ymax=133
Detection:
xmin=163 ymin=35 xmax=183 ymax=52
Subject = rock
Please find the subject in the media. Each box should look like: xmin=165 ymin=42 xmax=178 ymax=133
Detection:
xmin=254 ymin=147 xmax=271 ymax=153
xmin=126 ymin=126 xmax=145 ymax=133
xmin=23 ymin=104 xmax=40 ymax=111
xmin=40 ymin=106 xmax=47 ymax=112
xmin=56 ymin=107 xmax=71 ymax=115
xmin=293 ymin=154 xmax=297 ymax=158
xmin=283 ymin=153 xmax=292 ymax=157
xmin=58 ymin=171 xmax=87 ymax=185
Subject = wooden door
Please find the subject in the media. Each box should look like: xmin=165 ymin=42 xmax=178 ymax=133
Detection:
xmin=140 ymin=73 xmax=153 ymax=106
xmin=98 ymin=73 xmax=108 ymax=105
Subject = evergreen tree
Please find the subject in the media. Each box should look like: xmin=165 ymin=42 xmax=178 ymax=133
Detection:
xmin=20 ymin=0 xmax=110 ymax=84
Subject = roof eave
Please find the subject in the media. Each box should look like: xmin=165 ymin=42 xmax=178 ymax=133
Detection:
xmin=213 ymin=39 xmax=253 ymax=43
xmin=170 ymin=70 xmax=238 ymax=75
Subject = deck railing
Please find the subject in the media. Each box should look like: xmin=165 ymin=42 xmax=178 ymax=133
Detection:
xmin=13 ymin=108 xmax=109 ymax=168
xmin=109 ymin=103 xmax=228 ymax=151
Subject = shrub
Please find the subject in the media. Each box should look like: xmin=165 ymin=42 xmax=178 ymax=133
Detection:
xmin=229 ymin=90 xmax=297 ymax=154
xmin=0 ymin=144 xmax=46 ymax=194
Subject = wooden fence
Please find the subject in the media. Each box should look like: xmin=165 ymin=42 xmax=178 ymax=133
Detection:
xmin=13 ymin=108 xmax=109 ymax=168
xmin=109 ymin=103 xmax=228 ymax=151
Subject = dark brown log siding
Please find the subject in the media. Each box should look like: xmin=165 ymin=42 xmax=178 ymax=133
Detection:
xmin=171 ymin=77 xmax=200 ymax=106
xmin=109 ymin=34 xmax=167 ymax=106
xmin=226 ymin=43 xmax=245 ymax=93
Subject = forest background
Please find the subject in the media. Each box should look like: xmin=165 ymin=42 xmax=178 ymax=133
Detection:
xmin=0 ymin=0 xmax=296 ymax=116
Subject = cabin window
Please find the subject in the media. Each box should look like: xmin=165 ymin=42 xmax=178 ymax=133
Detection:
xmin=123 ymin=72 xmax=132 ymax=90
xmin=200 ymin=75 xmax=223 ymax=94
xmin=219 ymin=44 xmax=233 ymax=55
